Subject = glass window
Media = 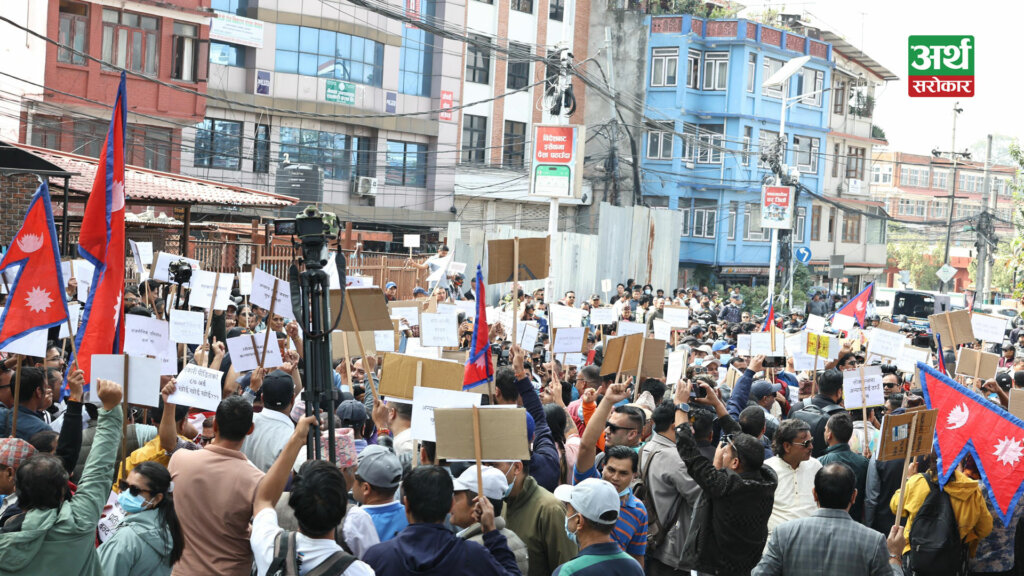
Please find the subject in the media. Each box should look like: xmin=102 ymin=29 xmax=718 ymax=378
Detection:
xmin=846 ymin=146 xmax=865 ymax=179
xmin=73 ymin=119 xmax=107 ymax=158
xmin=254 ymin=124 xmax=269 ymax=173
xmin=686 ymin=50 xmax=700 ymax=89
xmin=549 ymin=0 xmax=564 ymax=20
xmin=466 ymin=34 xmax=491 ymax=85
xmin=702 ymin=52 xmax=728 ymax=91
xmin=811 ymin=205 xmax=821 ymax=241
xmin=795 ymin=69 xmax=823 ymax=106
xmin=693 ymin=200 xmax=717 ymax=239
xmin=511 ymin=0 xmax=532 ymax=13
xmin=841 ymin=212 xmax=861 ymax=243
xmin=728 ymin=201 xmax=737 ymax=239
xmin=279 ymin=127 xmax=357 ymax=180
xmin=274 ymin=24 xmax=384 ymax=86
xmin=762 ymin=58 xmax=783 ymax=97
xmin=793 ymin=135 xmax=819 ymax=173
xmin=746 ymin=53 xmax=756 ymax=92
xmin=462 ymin=115 xmax=487 ymax=164
xmin=696 ymin=124 xmax=723 ymax=164
xmin=30 ymin=116 xmax=61 ymax=149
xmin=210 ymin=41 xmax=246 ymax=67
xmin=101 ymin=8 xmax=159 ymax=74
xmin=758 ymin=130 xmax=778 ymax=169
xmin=794 ymin=207 xmax=806 ymax=243
xmin=833 ymin=80 xmax=846 ymax=115
xmin=741 ymin=125 xmax=752 ymax=166
xmin=400 ymin=1 xmax=435 ymax=96
xmin=646 ymin=122 xmax=673 ymax=160
xmin=172 ymin=23 xmax=198 ymax=82
xmin=128 ymin=125 xmax=172 ymax=172
xmin=385 ymin=141 xmax=428 ymax=187
xmin=650 ymin=47 xmax=678 ymax=87
xmin=58 ymin=1 xmax=88 ymax=65
xmin=211 ymin=0 xmax=248 ymax=16
xmin=744 ymin=203 xmax=768 ymax=241
xmin=503 ymin=121 xmax=527 ymax=168
xmin=194 ymin=119 xmax=242 ymax=170
xmin=680 ymin=207 xmax=690 ymax=237
xmin=507 ymin=42 xmax=531 ymax=90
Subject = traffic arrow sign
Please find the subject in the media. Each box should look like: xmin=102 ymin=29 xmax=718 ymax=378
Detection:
xmin=795 ymin=246 xmax=812 ymax=264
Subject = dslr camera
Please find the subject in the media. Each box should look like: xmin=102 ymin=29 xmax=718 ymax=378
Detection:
xmin=168 ymin=259 xmax=193 ymax=285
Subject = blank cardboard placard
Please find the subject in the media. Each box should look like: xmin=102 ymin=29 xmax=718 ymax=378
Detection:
xmin=806 ymin=314 xmax=826 ymax=333
xmin=842 ymin=366 xmax=885 ymax=410
xmin=600 ymin=334 xmax=643 ymax=377
xmin=237 ymin=272 xmax=252 ymax=295
xmin=552 ymin=327 xmax=587 ymax=354
xmin=123 ymin=315 xmax=170 ymax=358
xmin=330 ymin=330 xmax=377 ymax=358
xmin=832 ymin=313 xmax=856 ymax=332
xmin=410 ymin=387 xmax=482 ymax=443
xmin=877 ymin=409 xmax=938 ymax=462
xmin=227 ymin=332 xmax=285 ymax=372
xmin=420 ymin=313 xmax=459 ymax=348
xmin=877 ymin=320 xmax=900 ymax=333
xmin=58 ymin=303 xmax=82 ymax=339
xmin=188 ymin=271 xmax=235 ymax=311
xmin=928 ymin=310 xmax=974 ymax=349
xmin=662 ymin=307 xmax=689 ymax=328
xmin=1009 ymin=389 xmax=1024 ymax=420
xmin=589 ymin=307 xmax=616 ymax=326
xmin=955 ymin=348 xmax=999 ymax=380
xmin=403 ymin=234 xmax=420 ymax=248
xmin=91 ymin=354 xmax=162 ymax=408
xmin=618 ymin=321 xmax=646 ymax=337
xmin=866 ymin=328 xmax=906 ymax=360
xmin=338 ymin=288 xmax=393 ymax=332
xmin=434 ymin=407 xmax=530 ymax=461
xmin=970 ymin=313 xmax=1009 ymax=343
xmin=486 ymin=237 xmax=550 ymax=284
xmin=637 ymin=339 xmax=667 ymax=379
xmin=169 ymin=310 xmax=206 ymax=345
xmin=652 ymin=319 xmax=671 ymax=341
xmin=666 ymin=349 xmax=688 ymax=384
xmin=378 ymin=353 xmax=465 ymax=400
xmin=441 ymin=349 xmax=467 ymax=363
xmin=896 ymin=346 xmax=931 ymax=374
xmin=388 ymin=300 xmax=422 ymax=328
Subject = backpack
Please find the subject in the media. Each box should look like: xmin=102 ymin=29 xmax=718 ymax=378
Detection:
xmin=266 ymin=530 xmax=357 ymax=576
xmin=907 ymin=475 xmax=967 ymax=576
xmin=790 ymin=402 xmax=844 ymax=457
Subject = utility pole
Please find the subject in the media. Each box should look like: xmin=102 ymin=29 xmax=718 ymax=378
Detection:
xmin=937 ymin=102 xmax=968 ymax=294
xmin=604 ymin=27 xmax=621 ymax=207
xmin=976 ymin=134 xmax=993 ymax=305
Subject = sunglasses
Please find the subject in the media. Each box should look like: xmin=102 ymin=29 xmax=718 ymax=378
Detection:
xmin=239 ymin=312 xmax=254 ymax=317
xmin=198 ymin=436 xmax=214 ymax=446
xmin=605 ymin=422 xmax=637 ymax=434
xmin=118 ymin=479 xmax=151 ymax=497
xmin=792 ymin=439 xmax=814 ymax=448
xmin=883 ymin=382 xmax=899 ymax=389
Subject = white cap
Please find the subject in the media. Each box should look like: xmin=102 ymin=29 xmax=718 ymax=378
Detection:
xmin=553 ymin=478 xmax=620 ymax=525
xmin=452 ymin=465 xmax=508 ymax=500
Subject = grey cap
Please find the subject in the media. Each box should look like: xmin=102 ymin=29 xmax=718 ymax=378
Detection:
xmin=750 ymin=379 xmax=782 ymax=399
xmin=356 ymin=445 xmax=403 ymax=489
xmin=336 ymin=399 xmax=368 ymax=425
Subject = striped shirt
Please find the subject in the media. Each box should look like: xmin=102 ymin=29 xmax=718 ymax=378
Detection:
xmin=573 ymin=465 xmax=649 ymax=557
xmin=552 ymin=542 xmax=644 ymax=576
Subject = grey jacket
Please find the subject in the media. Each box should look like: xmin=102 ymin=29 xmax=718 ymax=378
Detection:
xmin=458 ymin=517 xmax=529 ymax=576
xmin=638 ymin=432 xmax=701 ymax=570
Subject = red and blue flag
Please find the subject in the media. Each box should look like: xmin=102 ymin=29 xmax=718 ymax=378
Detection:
xmin=760 ymin=302 xmax=774 ymax=332
xmin=463 ymin=265 xmax=493 ymax=390
xmin=835 ymin=282 xmax=874 ymax=328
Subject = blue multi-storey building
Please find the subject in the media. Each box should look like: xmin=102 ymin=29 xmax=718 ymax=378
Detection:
xmin=641 ymin=16 xmax=832 ymax=286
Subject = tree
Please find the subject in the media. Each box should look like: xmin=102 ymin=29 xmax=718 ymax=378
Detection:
xmin=887 ymin=239 xmax=944 ymax=291
xmin=1004 ymin=143 xmax=1024 ymax=299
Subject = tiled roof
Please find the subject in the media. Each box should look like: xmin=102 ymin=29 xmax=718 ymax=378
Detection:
xmin=12 ymin=143 xmax=297 ymax=208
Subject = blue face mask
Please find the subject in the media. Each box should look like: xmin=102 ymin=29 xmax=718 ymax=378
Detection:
xmin=618 ymin=487 xmax=630 ymax=498
xmin=564 ymin=513 xmax=579 ymax=544
xmin=694 ymin=358 xmax=704 ymax=366
xmin=503 ymin=468 xmax=518 ymax=499
xmin=117 ymin=490 xmax=149 ymax=514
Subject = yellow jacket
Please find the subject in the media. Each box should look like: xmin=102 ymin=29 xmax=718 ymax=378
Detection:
xmin=112 ymin=435 xmax=185 ymax=492
xmin=890 ymin=470 xmax=993 ymax=556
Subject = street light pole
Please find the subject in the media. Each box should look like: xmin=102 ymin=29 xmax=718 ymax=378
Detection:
xmin=939 ymin=102 xmax=964 ymax=294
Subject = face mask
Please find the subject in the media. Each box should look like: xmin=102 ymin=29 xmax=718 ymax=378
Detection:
xmin=644 ymin=289 xmax=651 ymax=295
xmin=694 ymin=358 xmax=703 ymax=366
xmin=618 ymin=487 xmax=630 ymax=498
xmin=503 ymin=468 xmax=518 ymax=499
xmin=564 ymin=513 xmax=579 ymax=544
xmin=118 ymin=490 xmax=150 ymax=514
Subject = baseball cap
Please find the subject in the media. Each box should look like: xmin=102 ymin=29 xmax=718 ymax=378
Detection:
xmin=711 ymin=340 xmax=731 ymax=352
xmin=385 ymin=281 xmax=397 ymax=290
xmin=261 ymin=370 xmax=295 ymax=409
xmin=356 ymin=445 xmax=403 ymax=489
xmin=0 ymin=438 xmax=36 ymax=469
xmin=995 ymin=371 xmax=1013 ymax=391
xmin=413 ymin=287 xmax=429 ymax=297
xmin=696 ymin=345 xmax=714 ymax=355
xmin=1002 ymin=343 xmax=1015 ymax=351
xmin=750 ymin=380 xmax=782 ymax=399
xmin=553 ymin=478 xmax=620 ymax=525
xmin=336 ymin=399 xmax=368 ymax=425
xmin=589 ymin=294 xmax=601 ymax=301
xmin=452 ymin=465 xmax=508 ymax=499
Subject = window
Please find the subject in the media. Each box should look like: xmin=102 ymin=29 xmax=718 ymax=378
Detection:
xmin=128 ymin=126 xmax=172 ymax=172
xmin=696 ymin=125 xmax=723 ymax=164
xmin=898 ymin=198 xmax=913 ymax=216
xmin=741 ymin=126 xmax=752 ymax=166
xmin=211 ymin=0 xmax=248 ymax=16
xmin=210 ymin=41 xmax=246 ymax=67
xmin=275 ymin=25 xmax=384 ymax=86
xmin=686 ymin=50 xmax=700 ymax=89
xmin=400 ymin=6 xmax=435 ymax=96
xmin=702 ymin=52 xmax=728 ymax=91
xmin=794 ymin=207 xmax=806 ymax=243
xmin=549 ymin=0 xmax=564 ymax=20
xmin=462 ymin=115 xmax=487 ymax=164
xmin=915 ymin=200 xmax=927 ymax=217
xmin=793 ymin=135 xmax=819 ymax=173
xmin=728 ymin=201 xmax=737 ymax=239
xmin=511 ymin=0 xmax=532 ymax=13
xmin=254 ymin=124 xmax=269 ymax=173
xmin=280 ymin=128 xmax=360 ymax=180
xmin=762 ymin=58 xmax=783 ymax=97
xmin=833 ymin=80 xmax=846 ymax=115
xmin=507 ymin=43 xmax=531 ymax=90
xmin=194 ymin=119 xmax=242 ymax=170
xmin=832 ymin=143 xmax=841 ymax=178
xmin=827 ymin=207 xmax=836 ymax=241
xmin=503 ymin=121 xmax=526 ymax=168
xmin=30 ymin=116 xmax=60 ymax=150
xmin=872 ymin=164 xmax=892 ymax=184
xmin=811 ymin=205 xmax=821 ymax=241
xmin=58 ymin=1 xmax=88 ymax=65
xmin=680 ymin=207 xmax=690 ymax=237
xmin=172 ymin=23 xmax=199 ymax=82
xmin=73 ymin=120 xmax=107 ymax=158
xmin=101 ymin=9 xmax=159 ymax=74
xmin=692 ymin=200 xmax=717 ymax=238
xmin=931 ymin=201 xmax=945 ymax=218
xmin=795 ymin=69 xmax=823 ymax=106
xmin=650 ymin=48 xmax=678 ymax=87
xmin=758 ymin=130 xmax=778 ymax=169
xmin=746 ymin=53 xmax=756 ymax=92
xmin=841 ymin=212 xmax=860 ymax=243
xmin=866 ymin=215 xmax=886 ymax=244
xmin=958 ymin=173 xmax=982 ymax=193
xmin=646 ymin=124 xmax=674 ymax=160
xmin=846 ymin=146 xmax=865 ymax=179
xmin=466 ymin=34 xmax=491 ymax=84
xmin=744 ymin=203 xmax=768 ymax=241
xmin=386 ymin=141 xmax=427 ymax=187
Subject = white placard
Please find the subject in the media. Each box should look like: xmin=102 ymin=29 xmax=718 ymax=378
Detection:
xmin=237 ymin=272 xmax=252 ymax=296
xmin=91 ymin=354 xmax=162 ymax=408
xmin=374 ymin=330 xmax=396 ymax=353
xmin=135 ymin=242 xmax=153 ymax=267
xmin=169 ymin=310 xmax=206 ymax=345
xmin=601 ymin=279 xmax=612 ymax=293
xmin=832 ymin=313 xmax=856 ymax=332
xmin=97 ymin=491 xmax=125 ymax=543
xmin=518 ymin=322 xmax=539 ymax=352
xmin=455 ymin=300 xmax=476 ymax=319
xmin=129 ymin=239 xmax=145 ymax=277
xmin=251 ymin=269 xmax=291 ymax=314
xmin=403 ymin=234 xmax=420 ymax=248
xmin=326 ymin=253 xmax=341 ymax=290
xmin=448 ymin=262 xmax=467 ymax=276
xmin=72 ymin=259 xmax=96 ymax=285
xmin=750 ymin=332 xmax=786 ymax=356
xmin=225 ymin=331 xmax=284 ymax=372
xmin=662 ymin=307 xmax=689 ymax=328
xmin=549 ymin=304 xmax=583 ymax=328
xmin=168 ymin=363 xmax=224 ymax=412
xmin=345 ymin=275 xmax=374 ymax=288
xmin=618 ymin=321 xmax=646 ymax=336
xmin=842 ymin=366 xmax=884 ymax=409
xmin=785 ymin=333 xmax=816 ymax=371
xmin=189 ymin=271 xmax=235 ymax=311
xmin=562 ymin=352 xmax=585 ymax=368
xmin=404 ymin=337 xmax=440 ymax=359
xmin=76 ymin=280 xmax=90 ymax=304
xmin=897 ymin=346 xmax=931 ymax=374
xmin=410 ymin=386 xmax=480 ymax=442
xmin=866 ymin=329 xmax=905 ymax=360
xmin=60 ymin=262 xmax=70 ymax=287
xmin=0 ymin=326 xmax=47 ymax=357
xmin=150 ymin=252 xmax=200 ymax=284
xmin=58 ymin=303 xmax=82 ymax=339
xmin=553 ymin=327 xmax=585 ymax=355
xmin=806 ymin=314 xmax=826 ymax=333
xmin=123 ymin=315 xmax=170 ymax=358
xmin=158 ymin=339 xmax=178 ymax=376
xmin=420 ymin=313 xmax=458 ymax=348
xmin=971 ymin=313 xmax=1009 ymax=343
xmin=437 ymin=303 xmax=460 ymax=316
xmin=390 ymin=306 xmax=420 ymax=328
xmin=589 ymin=307 xmax=616 ymax=326
xmin=666 ymin=350 xmax=686 ymax=384
xmin=652 ymin=319 xmax=671 ymax=341
xmin=736 ymin=334 xmax=752 ymax=356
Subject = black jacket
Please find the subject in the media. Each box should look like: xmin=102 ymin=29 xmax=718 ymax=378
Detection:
xmin=677 ymin=414 xmax=778 ymax=575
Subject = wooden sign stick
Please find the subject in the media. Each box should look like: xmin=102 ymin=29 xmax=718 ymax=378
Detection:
xmin=512 ymin=237 xmax=520 ymax=347
xmin=472 ymin=405 xmax=484 ymax=501
xmin=614 ymin=338 xmax=628 ymax=385
xmin=345 ymin=294 xmax=379 ymax=405
xmin=259 ymin=279 xmax=279 ymax=370
xmin=894 ymin=412 xmax=920 ymax=524
xmin=858 ymin=364 xmax=868 ymax=452
xmin=633 ymin=331 xmax=648 ymax=401
xmin=10 ymin=356 xmax=22 ymax=438
xmin=412 ymin=361 xmax=423 ymax=468
xmin=120 ymin=354 xmax=130 ymax=482
xmin=203 ymin=273 xmax=221 ymax=349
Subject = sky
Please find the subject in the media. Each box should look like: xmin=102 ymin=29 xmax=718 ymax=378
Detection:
xmin=738 ymin=0 xmax=1024 ymax=160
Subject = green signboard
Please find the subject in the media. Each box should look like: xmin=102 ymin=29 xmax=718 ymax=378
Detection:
xmin=326 ymin=80 xmax=356 ymax=105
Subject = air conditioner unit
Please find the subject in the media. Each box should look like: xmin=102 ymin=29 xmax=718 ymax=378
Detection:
xmin=355 ymin=176 xmax=378 ymax=196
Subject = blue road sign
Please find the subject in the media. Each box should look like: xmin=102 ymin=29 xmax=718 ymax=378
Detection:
xmin=795 ymin=246 xmax=812 ymax=264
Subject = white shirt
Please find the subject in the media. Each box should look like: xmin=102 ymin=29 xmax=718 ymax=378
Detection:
xmin=765 ymin=456 xmax=822 ymax=534
xmin=393 ymin=428 xmax=414 ymax=458
xmin=342 ymin=506 xmax=380 ymax=559
xmin=241 ymin=409 xmax=296 ymax=472
xmin=251 ymin=509 xmax=374 ymax=576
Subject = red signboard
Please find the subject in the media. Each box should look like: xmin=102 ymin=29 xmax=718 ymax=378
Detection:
xmin=534 ymin=126 xmax=574 ymax=163
xmin=439 ymin=90 xmax=453 ymax=121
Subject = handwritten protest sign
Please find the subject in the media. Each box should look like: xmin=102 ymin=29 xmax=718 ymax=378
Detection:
xmin=403 ymin=337 xmax=440 ymax=359
xmin=970 ymin=312 xmax=1009 ymax=343
xmin=436 ymin=303 xmax=459 ymax=316
xmin=866 ymin=328 xmax=906 ymax=360
xmin=805 ymin=332 xmax=830 ymax=359
xmin=375 ymin=329 xmax=397 ymax=353
xmin=736 ymin=334 xmax=752 ymax=356
xmin=832 ymin=313 xmax=856 ymax=332
xmin=169 ymin=310 xmax=205 ymax=345
xmin=750 ymin=332 xmax=785 ymax=356
xmin=420 ymin=313 xmax=459 ymax=348
xmin=226 ymin=332 xmax=285 ymax=373
xmin=518 ymin=322 xmax=539 ymax=352
xmin=666 ymin=349 xmax=688 ymax=384
xmin=896 ymin=345 xmax=931 ymax=374
xmin=58 ymin=303 xmax=82 ymax=339
xmin=168 ymin=364 xmax=224 ymax=412
xmin=389 ymin=301 xmax=421 ymax=327
xmin=589 ymin=307 xmax=616 ymax=326
xmin=455 ymin=300 xmax=476 ymax=319
xmin=123 ymin=315 xmax=170 ymax=358
xmin=843 ymin=365 xmax=884 ymax=410
xmin=188 ymin=271 xmax=234 ymax=311
xmin=251 ymin=269 xmax=291 ymax=315
xmin=552 ymin=327 xmax=586 ymax=354
xmin=410 ymin=387 xmax=481 ymax=442
xmin=549 ymin=304 xmax=584 ymax=328
xmin=652 ymin=319 xmax=671 ymax=341
xmin=662 ymin=306 xmax=689 ymax=328
xmin=237 ymin=272 xmax=252 ymax=296
xmin=618 ymin=321 xmax=646 ymax=336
